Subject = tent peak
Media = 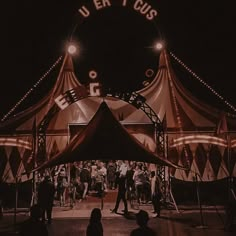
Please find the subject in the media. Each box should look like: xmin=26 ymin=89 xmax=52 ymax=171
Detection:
xmin=62 ymin=53 xmax=74 ymax=72
xmin=158 ymin=49 xmax=169 ymax=69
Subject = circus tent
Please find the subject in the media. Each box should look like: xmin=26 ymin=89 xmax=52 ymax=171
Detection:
xmin=34 ymin=102 xmax=181 ymax=172
xmin=0 ymin=49 xmax=236 ymax=183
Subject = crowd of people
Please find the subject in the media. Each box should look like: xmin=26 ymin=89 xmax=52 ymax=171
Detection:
xmin=34 ymin=160 xmax=163 ymax=224
xmin=37 ymin=160 xmax=163 ymax=209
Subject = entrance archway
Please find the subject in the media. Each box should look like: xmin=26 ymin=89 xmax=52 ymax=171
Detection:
xmin=36 ymin=87 xmax=166 ymax=185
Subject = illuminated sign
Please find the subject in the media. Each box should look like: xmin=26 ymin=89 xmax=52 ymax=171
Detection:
xmin=78 ymin=0 xmax=158 ymax=21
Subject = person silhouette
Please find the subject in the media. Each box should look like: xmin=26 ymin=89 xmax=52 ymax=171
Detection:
xmin=130 ymin=210 xmax=156 ymax=236
xmin=38 ymin=175 xmax=55 ymax=224
xmin=86 ymin=208 xmax=103 ymax=236
xmin=110 ymin=160 xmax=128 ymax=215
xmin=19 ymin=204 xmax=48 ymax=236
xmin=150 ymin=171 xmax=162 ymax=218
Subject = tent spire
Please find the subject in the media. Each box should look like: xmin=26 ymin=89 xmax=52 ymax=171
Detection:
xmin=158 ymin=49 xmax=169 ymax=69
xmin=63 ymin=53 xmax=74 ymax=72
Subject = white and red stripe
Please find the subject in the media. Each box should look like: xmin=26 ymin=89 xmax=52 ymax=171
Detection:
xmin=0 ymin=138 xmax=32 ymax=150
xmin=170 ymin=135 xmax=227 ymax=147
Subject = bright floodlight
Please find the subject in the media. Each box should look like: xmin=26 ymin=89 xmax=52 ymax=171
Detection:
xmin=155 ymin=42 xmax=163 ymax=50
xmin=67 ymin=44 xmax=77 ymax=54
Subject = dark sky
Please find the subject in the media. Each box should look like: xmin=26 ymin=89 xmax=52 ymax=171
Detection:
xmin=1 ymin=0 xmax=236 ymax=118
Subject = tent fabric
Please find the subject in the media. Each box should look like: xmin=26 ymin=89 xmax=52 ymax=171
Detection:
xmin=0 ymin=53 xmax=83 ymax=133
xmin=35 ymin=102 xmax=182 ymax=171
xmin=0 ymin=53 xmax=87 ymax=182
xmin=1 ymin=49 xmax=236 ymax=182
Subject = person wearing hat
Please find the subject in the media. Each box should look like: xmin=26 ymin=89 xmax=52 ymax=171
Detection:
xmin=130 ymin=210 xmax=156 ymax=236
xmin=38 ymin=175 xmax=55 ymax=224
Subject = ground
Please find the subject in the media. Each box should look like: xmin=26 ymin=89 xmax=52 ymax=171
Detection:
xmin=0 ymin=190 xmax=235 ymax=235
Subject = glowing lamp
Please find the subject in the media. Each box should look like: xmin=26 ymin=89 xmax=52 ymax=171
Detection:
xmin=67 ymin=44 xmax=77 ymax=54
xmin=155 ymin=42 xmax=163 ymax=50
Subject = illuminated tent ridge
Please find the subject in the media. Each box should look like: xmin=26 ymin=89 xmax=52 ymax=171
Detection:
xmin=34 ymin=102 xmax=183 ymax=172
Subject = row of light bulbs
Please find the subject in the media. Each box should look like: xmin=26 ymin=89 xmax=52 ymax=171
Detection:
xmin=170 ymin=52 xmax=236 ymax=115
xmin=1 ymin=56 xmax=63 ymax=122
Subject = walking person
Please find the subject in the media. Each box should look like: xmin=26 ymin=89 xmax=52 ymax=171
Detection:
xmin=110 ymin=160 xmax=128 ymax=215
xmin=38 ymin=175 xmax=55 ymax=224
xmin=86 ymin=208 xmax=103 ymax=236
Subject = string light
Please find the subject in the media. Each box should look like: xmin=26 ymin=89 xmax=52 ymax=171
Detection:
xmin=167 ymin=51 xmax=236 ymax=174
xmin=1 ymin=56 xmax=63 ymax=122
xmin=170 ymin=52 xmax=236 ymax=114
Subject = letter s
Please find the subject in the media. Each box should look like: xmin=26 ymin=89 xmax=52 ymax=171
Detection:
xmin=146 ymin=9 xmax=158 ymax=20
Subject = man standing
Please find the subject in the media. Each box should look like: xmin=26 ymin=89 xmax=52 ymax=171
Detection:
xmin=38 ymin=175 xmax=55 ymax=224
xmin=80 ymin=163 xmax=91 ymax=200
xmin=150 ymin=171 xmax=162 ymax=218
xmin=111 ymin=160 xmax=128 ymax=215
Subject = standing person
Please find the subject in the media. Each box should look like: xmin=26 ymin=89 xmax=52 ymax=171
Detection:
xmin=68 ymin=178 xmax=77 ymax=208
xmin=133 ymin=163 xmax=145 ymax=204
xmin=20 ymin=204 xmax=48 ymax=236
xmin=107 ymin=161 xmax=116 ymax=190
xmin=38 ymin=175 xmax=55 ymax=224
xmin=90 ymin=161 xmax=98 ymax=190
xmin=150 ymin=171 xmax=162 ymax=218
xmin=86 ymin=208 xmax=103 ymax=236
xmin=130 ymin=210 xmax=156 ymax=236
xmin=80 ymin=163 xmax=91 ymax=200
xmin=126 ymin=162 xmax=135 ymax=202
xmin=95 ymin=166 xmax=105 ymax=197
xmin=56 ymin=167 xmax=68 ymax=206
xmin=99 ymin=162 xmax=108 ymax=192
xmin=110 ymin=160 xmax=128 ymax=215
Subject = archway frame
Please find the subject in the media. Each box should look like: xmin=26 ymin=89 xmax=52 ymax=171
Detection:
xmin=36 ymin=88 xmax=166 ymax=188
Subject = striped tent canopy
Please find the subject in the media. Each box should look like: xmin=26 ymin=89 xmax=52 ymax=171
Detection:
xmin=0 ymin=50 xmax=236 ymax=182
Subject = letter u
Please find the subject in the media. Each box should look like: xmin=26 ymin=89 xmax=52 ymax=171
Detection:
xmin=78 ymin=6 xmax=90 ymax=17
xmin=140 ymin=3 xmax=151 ymax=14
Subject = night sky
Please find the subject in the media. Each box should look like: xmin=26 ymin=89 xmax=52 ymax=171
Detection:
xmin=2 ymin=0 xmax=236 ymax=118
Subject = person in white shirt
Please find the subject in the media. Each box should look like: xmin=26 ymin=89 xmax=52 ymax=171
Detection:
xmin=99 ymin=162 xmax=108 ymax=192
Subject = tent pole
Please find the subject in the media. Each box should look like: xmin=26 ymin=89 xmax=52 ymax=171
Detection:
xmin=101 ymin=178 xmax=104 ymax=210
xmin=32 ymin=116 xmax=38 ymax=206
xmin=14 ymin=176 xmax=18 ymax=231
xmin=227 ymin=133 xmax=233 ymax=201
xmin=195 ymin=173 xmax=208 ymax=229
xmin=165 ymin=134 xmax=179 ymax=213
xmin=169 ymin=177 xmax=180 ymax=213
